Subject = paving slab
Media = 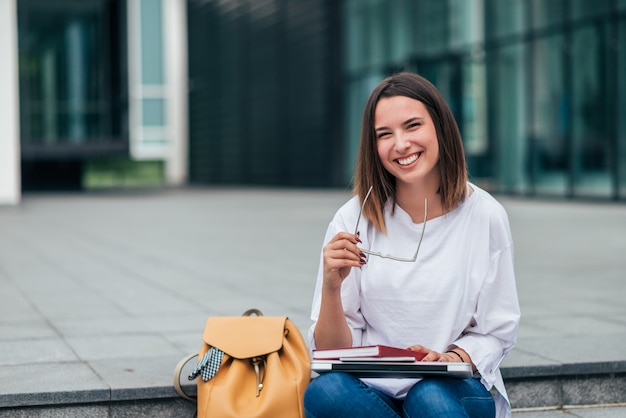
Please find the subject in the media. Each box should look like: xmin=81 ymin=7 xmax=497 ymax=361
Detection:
xmin=0 ymin=362 xmax=109 ymax=408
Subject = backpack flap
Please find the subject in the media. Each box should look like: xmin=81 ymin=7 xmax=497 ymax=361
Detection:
xmin=202 ymin=316 xmax=287 ymax=359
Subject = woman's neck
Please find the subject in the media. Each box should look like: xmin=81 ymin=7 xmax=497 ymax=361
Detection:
xmin=395 ymin=182 xmax=443 ymax=223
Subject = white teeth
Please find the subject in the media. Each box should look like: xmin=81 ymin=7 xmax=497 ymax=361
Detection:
xmin=397 ymin=153 xmax=419 ymax=166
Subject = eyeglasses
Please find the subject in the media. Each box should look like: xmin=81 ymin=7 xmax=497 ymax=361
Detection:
xmin=353 ymin=186 xmax=427 ymax=262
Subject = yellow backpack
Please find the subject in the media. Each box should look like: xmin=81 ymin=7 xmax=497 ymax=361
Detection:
xmin=174 ymin=309 xmax=310 ymax=418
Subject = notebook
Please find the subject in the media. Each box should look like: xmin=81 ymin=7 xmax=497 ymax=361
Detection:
xmin=310 ymin=359 xmax=473 ymax=379
xmin=312 ymin=344 xmax=425 ymax=360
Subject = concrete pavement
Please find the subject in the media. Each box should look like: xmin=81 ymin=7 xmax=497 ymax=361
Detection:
xmin=0 ymin=187 xmax=625 ymax=416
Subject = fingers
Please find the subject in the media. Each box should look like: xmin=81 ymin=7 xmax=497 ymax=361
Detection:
xmin=408 ymin=345 xmax=436 ymax=361
xmin=322 ymin=232 xmax=366 ymax=288
xmin=421 ymin=351 xmax=442 ymax=362
xmin=438 ymin=352 xmax=458 ymax=363
xmin=324 ymin=232 xmax=366 ymax=268
xmin=407 ymin=345 xmax=443 ymax=362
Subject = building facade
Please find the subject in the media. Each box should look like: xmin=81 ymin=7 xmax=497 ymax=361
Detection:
xmin=2 ymin=0 xmax=625 ymax=203
xmin=340 ymin=0 xmax=626 ymax=199
xmin=188 ymin=0 xmax=626 ymax=199
xmin=0 ymin=0 xmax=187 ymax=201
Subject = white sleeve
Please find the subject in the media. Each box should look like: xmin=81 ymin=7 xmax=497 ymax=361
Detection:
xmin=452 ymin=243 xmax=520 ymax=389
xmin=308 ymin=217 xmax=365 ymax=350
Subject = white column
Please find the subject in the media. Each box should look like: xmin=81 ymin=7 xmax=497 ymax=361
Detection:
xmin=0 ymin=0 xmax=21 ymax=204
xmin=127 ymin=0 xmax=188 ymax=186
xmin=163 ymin=0 xmax=188 ymax=185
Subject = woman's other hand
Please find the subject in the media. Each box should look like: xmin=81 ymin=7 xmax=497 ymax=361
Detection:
xmin=407 ymin=345 xmax=443 ymax=362
xmin=407 ymin=345 xmax=458 ymax=362
xmin=408 ymin=345 xmax=474 ymax=368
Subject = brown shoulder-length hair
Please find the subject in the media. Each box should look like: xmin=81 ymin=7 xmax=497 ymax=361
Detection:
xmin=353 ymin=72 xmax=468 ymax=233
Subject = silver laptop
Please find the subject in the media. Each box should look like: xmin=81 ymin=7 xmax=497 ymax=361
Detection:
xmin=310 ymin=359 xmax=473 ymax=379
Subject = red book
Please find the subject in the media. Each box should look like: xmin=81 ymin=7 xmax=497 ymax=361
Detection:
xmin=312 ymin=345 xmax=426 ymax=360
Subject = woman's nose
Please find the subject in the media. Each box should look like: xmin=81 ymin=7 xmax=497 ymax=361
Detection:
xmin=394 ymin=133 xmax=411 ymax=151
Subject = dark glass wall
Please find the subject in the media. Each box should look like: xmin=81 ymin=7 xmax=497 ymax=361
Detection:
xmin=18 ymin=0 xmax=128 ymax=159
xmin=17 ymin=0 xmax=128 ymax=190
xmin=187 ymin=0 xmax=343 ymax=187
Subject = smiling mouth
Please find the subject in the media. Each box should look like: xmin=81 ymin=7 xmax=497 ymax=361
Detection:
xmin=396 ymin=152 xmax=421 ymax=166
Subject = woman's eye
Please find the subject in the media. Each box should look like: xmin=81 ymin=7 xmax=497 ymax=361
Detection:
xmin=408 ymin=122 xmax=421 ymax=129
xmin=377 ymin=132 xmax=391 ymax=139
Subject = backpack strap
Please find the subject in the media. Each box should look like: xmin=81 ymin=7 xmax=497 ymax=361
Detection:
xmin=173 ymin=353 xmax=199 ymax=401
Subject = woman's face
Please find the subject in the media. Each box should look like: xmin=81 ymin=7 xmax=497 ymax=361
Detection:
xmin=374 ymin=95 xmax=440 ymax=189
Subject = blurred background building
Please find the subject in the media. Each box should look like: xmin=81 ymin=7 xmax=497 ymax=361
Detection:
xmin=1 ymin=0 xmax=625 ymax=204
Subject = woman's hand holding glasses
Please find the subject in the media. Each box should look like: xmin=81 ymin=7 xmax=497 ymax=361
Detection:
xmin=322 ymin=231 xmax=367 ymax=292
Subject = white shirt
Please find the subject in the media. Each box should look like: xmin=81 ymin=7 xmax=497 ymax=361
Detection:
xmin=309 ymin=184 xmax=520 ymax=418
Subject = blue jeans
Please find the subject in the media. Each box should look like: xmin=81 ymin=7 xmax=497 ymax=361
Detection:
xmin=304 ymin=373 xmax=495 ymax=418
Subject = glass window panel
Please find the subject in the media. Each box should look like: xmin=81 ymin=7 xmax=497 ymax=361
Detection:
xmin=449 ymin=0 xmax=484 ymax=50
xmin=66 ymin=20 xmax=88 ymax=141
xmin=462 ymin=56 xmax=493 ymax=180
xmin=343 ymin=73 xmax=384 ymax=183
xmin=571 ymin=25 xmax=612 ymax=198
xmin=343 ymin=0 xmax=367 ymax=71
xmin=490 ymin=43 xmax=528 ymax=192
xmin=414 ymin=0 xmax=447 ymax=55
xmin=142 ymin=98 xmax=165 ymax=126
xmin=416 ymin=61 xmax=457 ymax=110
xmin=531 ymin=35 xmax=568 ymax=196
xmin=530 ymin=0 xmax=566 ymax=30
xmin=17 ymin=0 xmax=125 ymax=147
xmin=343 ymin=80 xmax=363 ymax=182
xmin=571 ymin=0 xmax=612 ymax=20
xmin=140 ymin=0 xmax=163 ymax=84
xmin=389 ymin=0 xmax=413 ymax=63
xmin=462 ymin=57 xmax=488 ymax=157
xmin=366 ymin=0 xmax=387 ymax=68
xmin=485 ymin=0 xmax=526 ymax=39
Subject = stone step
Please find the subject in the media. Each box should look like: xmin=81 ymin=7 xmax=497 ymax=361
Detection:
xmin=0 ymin=399 xmax=196 ymax=418
xmin=503 ymin=361 xmax=626 ymax=409
xmin=1 ymin=364 xmax=625 ymax=417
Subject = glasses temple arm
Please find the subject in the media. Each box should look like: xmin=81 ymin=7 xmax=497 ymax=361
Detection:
xmin=354 ymin=186 xmax=373 ymax=235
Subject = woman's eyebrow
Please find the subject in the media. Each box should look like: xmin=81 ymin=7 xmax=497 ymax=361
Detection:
xmin=404 ymin=116 xmax=425 ymax=125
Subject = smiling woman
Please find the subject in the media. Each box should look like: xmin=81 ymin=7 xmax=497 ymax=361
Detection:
xmin=305 ymin=72 xmax=520 ymax=418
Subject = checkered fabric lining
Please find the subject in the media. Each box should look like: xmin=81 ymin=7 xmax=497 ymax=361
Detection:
xmin=188 ymin=347 xmax=224 ymax=382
